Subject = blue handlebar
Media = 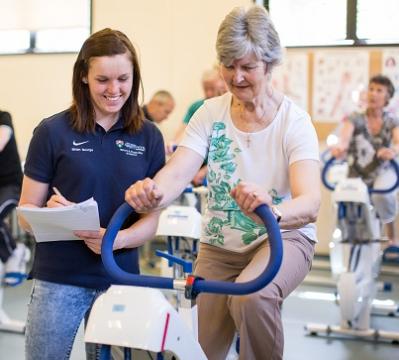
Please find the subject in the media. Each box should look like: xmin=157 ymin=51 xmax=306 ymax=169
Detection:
xmin=322 ymin=157 xmax=399 ymax=194
xmin=101 ymin=203 xmax=174 ymax=289
xmin=321 ymin=157 xmax=337 ymax=191
xmin=101 ymin=203 xmax=283 ymax=296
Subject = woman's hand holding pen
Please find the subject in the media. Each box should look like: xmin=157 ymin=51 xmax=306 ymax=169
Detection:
xmin=47 ymin=187 xmax=75 ymax=208
xmin=74 ymin=228 xmax=126 ymax=254
xmin=49 ymin=186 xmax=127 ymax=253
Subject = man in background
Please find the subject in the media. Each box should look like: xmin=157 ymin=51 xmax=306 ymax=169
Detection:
xmin=170 ymin=68 xmax=226 ymax=146
xmin=142 ymin=90 xmax=175 ymax=125
xmin=167 ymin=67 xmax=227 ymax=185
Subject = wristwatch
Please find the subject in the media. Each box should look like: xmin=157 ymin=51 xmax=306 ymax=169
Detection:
xmin=271 ymin=206 xmax=282 ymax=223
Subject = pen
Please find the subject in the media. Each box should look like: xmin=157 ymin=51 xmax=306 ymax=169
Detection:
xmin=52 ymin=187 xmax=74 ymax=206
xmin=53 ymin=187 xmax=63 ymax=197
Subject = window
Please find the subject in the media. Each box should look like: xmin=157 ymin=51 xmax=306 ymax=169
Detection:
xmin=265 ymin=0 xmax=399 ymax=47
xmin=268 ymin=0 xmax=348 ymax=47
xmin=357 ymin=0 xmax=399 ymax=44
xmin=0 ymin=0 xmax=91 ymax=55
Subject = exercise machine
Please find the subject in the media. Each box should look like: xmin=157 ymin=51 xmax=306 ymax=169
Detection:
xmin=85 ymin=202 xmax=283 ymax=359
xmin=0 ymin=261 xmax=26 ymax=333
xmin=305 ymin=157 xmax=399 ymax=342
xmin=0 ymin=210 xmax=29 ymax=334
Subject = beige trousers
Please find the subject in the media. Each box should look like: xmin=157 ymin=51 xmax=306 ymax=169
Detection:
xmin=195 ymin=230 xmax=315 ymax=360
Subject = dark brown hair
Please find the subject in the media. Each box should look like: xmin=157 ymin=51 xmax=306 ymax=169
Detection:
xmin=70 ymin=28 xmax=143 ymax=133
xmin=369 ymin=74 xmax=395 ymax=105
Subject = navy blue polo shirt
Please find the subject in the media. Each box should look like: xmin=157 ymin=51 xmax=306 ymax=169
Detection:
xmin=24 ymin=110 xmax=165 ymax=289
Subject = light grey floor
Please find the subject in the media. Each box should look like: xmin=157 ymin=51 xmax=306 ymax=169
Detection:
xmin=1 ymin=262 xmax=399 ymax=360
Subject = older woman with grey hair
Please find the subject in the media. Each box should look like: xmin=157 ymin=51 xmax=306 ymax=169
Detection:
xmin=125 ymin=5 xmax=320 ymax=359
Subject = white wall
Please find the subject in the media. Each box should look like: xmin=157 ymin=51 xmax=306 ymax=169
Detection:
xmin=93 ymin=0 xmax=252 ymax=140
xmin=0 ymin=0 xmax=251 ymax=158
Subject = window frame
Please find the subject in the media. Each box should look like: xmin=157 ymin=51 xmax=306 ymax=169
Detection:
xmin=0 ymin=0 xmax=93 ymax=56
xmin=264 ymin=0 xmax=399 ymax=48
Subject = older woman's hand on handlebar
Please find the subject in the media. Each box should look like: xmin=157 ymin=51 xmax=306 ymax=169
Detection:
xmin=377 ymin=147 xmax=397 ymax=161
xmin=330 ymin=144 xmax=347 ymax=159
xmin=231 ymin=182 xmax=273 ymax=225
xmin=125 ymin=178 xmax=163 ymax=212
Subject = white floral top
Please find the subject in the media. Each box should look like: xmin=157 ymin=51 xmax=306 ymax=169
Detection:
xmin=180 ymin=93 xmax=319 ymax=252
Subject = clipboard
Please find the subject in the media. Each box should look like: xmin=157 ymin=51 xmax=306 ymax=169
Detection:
xmin=17 ymin=198 xmax=100 ymax=242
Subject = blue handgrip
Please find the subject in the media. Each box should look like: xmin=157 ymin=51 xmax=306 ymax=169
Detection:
xmin=322 ymin=157 xmax=399 ymax=194
xmin=101 ymin=203 xmax=283 ymax=296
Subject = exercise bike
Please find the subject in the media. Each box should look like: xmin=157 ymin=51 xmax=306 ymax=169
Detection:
xmin=141 ymin=183 xmax=206 ymax=277
xmin=85 ymin=202 xmax=283 ymax=359
xmin=0 ymin=261 xmax=26 ymax=333
xmin=306 ymin=157 xmax=399 ymax=343
xmin=0 ymin=206 xmax=30 ymax=334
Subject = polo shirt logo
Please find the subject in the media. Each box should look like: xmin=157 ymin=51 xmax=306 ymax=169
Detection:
xmin=115 ymin=140 xmax=145 ymax=157
xmin=71 ymin=139 xmax=93 ymax=152
xmin=73 ymin=140 xmax=89 ymax=146
xmin=116 ymin=140 xmax=124 ymax=148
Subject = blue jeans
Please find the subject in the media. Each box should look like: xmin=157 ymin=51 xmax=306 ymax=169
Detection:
xmin=25 ymin=280 xmax=104 ymax=360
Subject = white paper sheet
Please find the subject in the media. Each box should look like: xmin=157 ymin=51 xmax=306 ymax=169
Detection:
xmin=17 ymin=198 xmax=100 ymax=242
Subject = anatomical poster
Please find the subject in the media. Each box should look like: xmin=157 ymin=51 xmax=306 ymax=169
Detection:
xmin=382 ymin=49 xmax=399 ymax=117
xmin=272 ymin=51 xmax=308 ymax=112
xmin=313 ymin=51 xmax=369 ymax=122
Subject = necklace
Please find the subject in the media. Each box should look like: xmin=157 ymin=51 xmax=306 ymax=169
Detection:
xmin=246 ymin=134 xmax=251 ymax=148
xmin=240 ymin=106 xmax=266 ymax=149
xmin=237 ymin=102 xmax=269 ymax=149
xmin=235 ymin=88 xmax=279 ymax=149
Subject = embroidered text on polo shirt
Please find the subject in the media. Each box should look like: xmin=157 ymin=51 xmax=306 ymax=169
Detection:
xmin=115 ymin=140 xmax=146 ymax=157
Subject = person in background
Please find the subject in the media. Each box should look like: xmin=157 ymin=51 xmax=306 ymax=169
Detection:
xmin=167 ymin=67 xmax=227 ymax=185
xmin=331 ymin=75 xmax=399 ymax=247
xmin=169 ymin=67 xmax=227 ymax=147
xmin=142 ymin=90 xmax=175 ymax=125
xmin=0 ymin=110 xmax=29 ymax=285
xmin=183 ymin=68 xmax=227 ymax=129
xmin=18 ymin=28 xmax=165 ymax=360
xmin=125 ymin=5 xmax=320 ymax=360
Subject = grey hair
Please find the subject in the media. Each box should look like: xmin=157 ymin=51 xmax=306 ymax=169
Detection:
xmin=201 ymin=68 xmax=221 ymax=82
xmin=216 ymin=5 xmax=282 ymax=72
xmin=151 ymin=90 xmax=175 ymax=103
